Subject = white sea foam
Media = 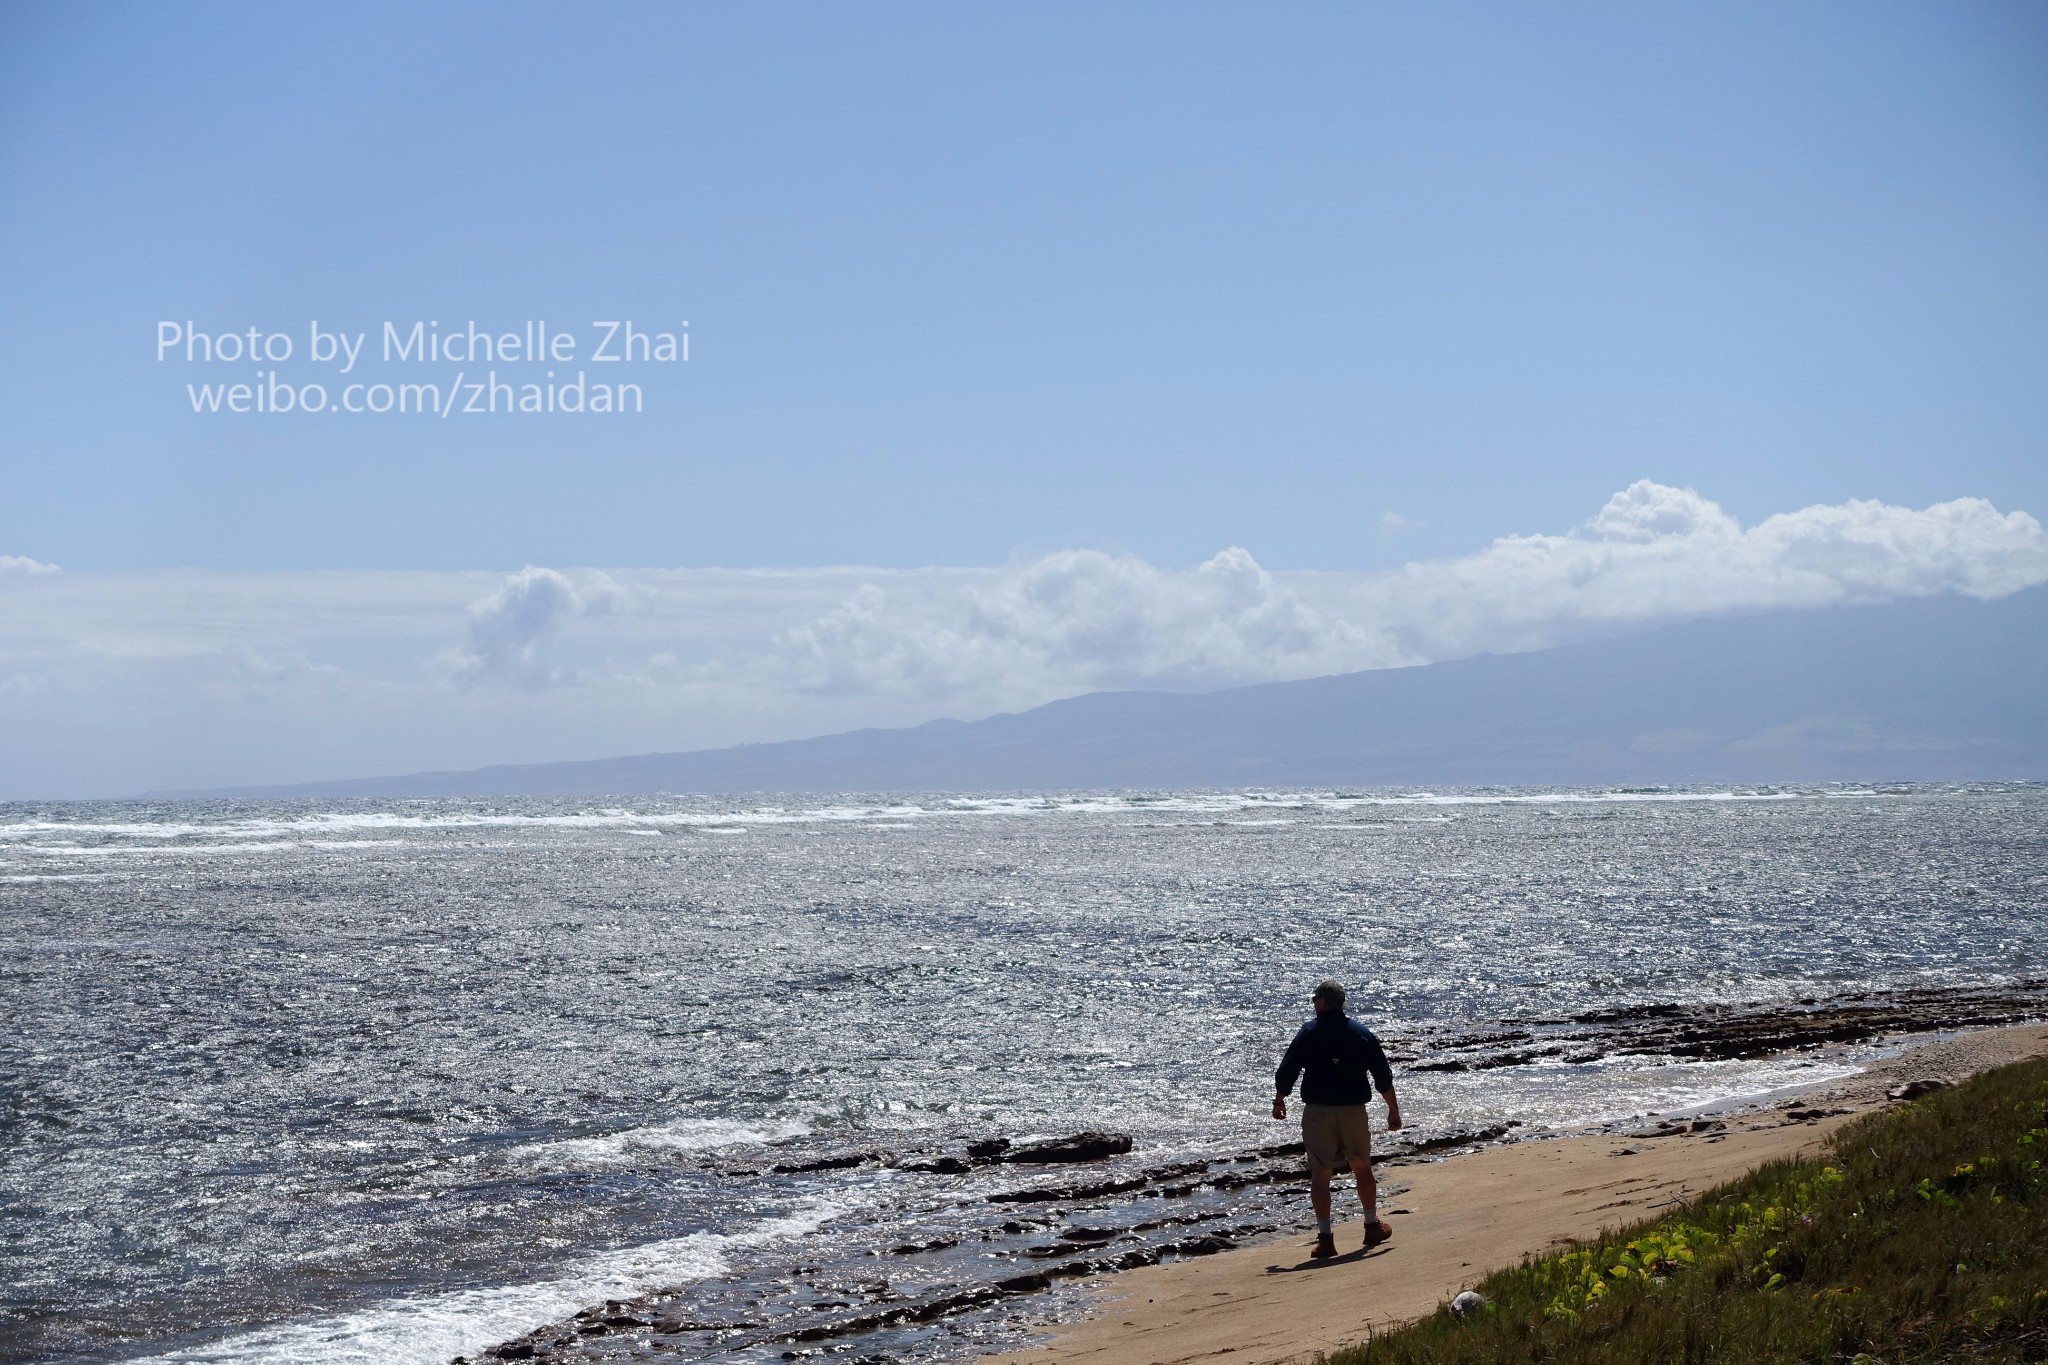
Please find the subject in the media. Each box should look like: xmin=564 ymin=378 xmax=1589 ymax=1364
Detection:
xmin=1432 ymin=1052 xmax=1873 ymax=1138
xmin=124 ymin=1203 xmax=835 ymax=1365
xmin=25 ymin=840 xmax=391 ymax=858
xmin=0 ymin=786 xmax=1911 ymax=849
xmin=0 ymin=872 xmax=118 ymax=882
xmin=0 ymin=804 xmax=947 ymax=844
xmin=504 ymin=1116 xmax=812 ymax=1173
xmin=1578 ymin=1055 xmax=1868 ymax=1127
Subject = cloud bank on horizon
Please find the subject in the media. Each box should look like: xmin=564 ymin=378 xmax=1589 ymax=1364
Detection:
xmin=776 ymin=482 xmax=2047 ymax=700
xmin=2 ymin=482 xmax=2043 ymax=796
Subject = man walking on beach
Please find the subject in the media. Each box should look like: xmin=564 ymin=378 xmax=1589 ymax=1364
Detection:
xmin=1273 ymin=979 xmax=1402 ymax=1260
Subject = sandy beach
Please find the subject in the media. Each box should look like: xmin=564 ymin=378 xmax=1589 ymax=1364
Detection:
xmin=983 ymin=1022 xmax=2048 ymax=1365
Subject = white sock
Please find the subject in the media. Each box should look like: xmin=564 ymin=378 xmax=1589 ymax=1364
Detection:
xmin=1316 ymin=1217 xmax=1332 ymax=1235
xmin=1363 ymin=1204 xmax=1377 ymax=1223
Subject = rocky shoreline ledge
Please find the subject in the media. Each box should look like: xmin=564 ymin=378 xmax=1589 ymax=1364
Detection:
xmin=455 ymin=981 xmax=2048 ymax=1365
xmin=1401 ymin=978 xmax=2048 ymax=1073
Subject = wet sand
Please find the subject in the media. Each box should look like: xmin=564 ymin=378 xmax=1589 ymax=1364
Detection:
xmin=982 ymin=1022 xmax=2048 ymax=1365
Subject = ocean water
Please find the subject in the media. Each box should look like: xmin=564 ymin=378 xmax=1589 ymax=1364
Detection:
xmin=3 ymin=786 xmax=2044 ymax=1364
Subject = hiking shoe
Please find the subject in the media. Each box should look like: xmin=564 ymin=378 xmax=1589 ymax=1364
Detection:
xmin=1310 ymin=1232 xmax=1339 ymax=1260
xmin=1363 ymin=1220 xmax=1394 ymax=1250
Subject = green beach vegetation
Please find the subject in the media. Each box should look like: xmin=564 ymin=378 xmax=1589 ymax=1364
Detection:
xmin=1335 ymin=1055 xmax=2048 ymax=1364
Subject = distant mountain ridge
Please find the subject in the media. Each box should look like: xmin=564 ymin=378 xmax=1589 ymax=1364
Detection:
xmin=160 ymin=589 xmax=2048 ymax=798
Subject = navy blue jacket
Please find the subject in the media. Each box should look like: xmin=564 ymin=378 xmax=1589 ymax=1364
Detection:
xmin=1275 ymin=1013 xmax=1394 ymax=1106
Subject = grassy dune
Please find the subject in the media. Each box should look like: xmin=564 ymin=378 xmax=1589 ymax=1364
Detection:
xmin=1336 ymin=1056 xmax=2048 ymax=1364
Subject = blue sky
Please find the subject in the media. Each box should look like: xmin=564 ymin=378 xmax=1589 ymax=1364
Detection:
xmin=3 ymin=2 xmax=2047 ymax=794
xmin=3 ymin=0 xmax=2044 ymax=573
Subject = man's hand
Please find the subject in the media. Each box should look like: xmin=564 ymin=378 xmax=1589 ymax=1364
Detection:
xmin=1271 ymin=1096 xmax=1287 ymax=1121
xmin=1384 ymin=1087 xmax=1403 ymax=1131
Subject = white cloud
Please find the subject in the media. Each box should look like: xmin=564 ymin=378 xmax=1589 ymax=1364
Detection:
xmin=1584 ymin=481 xmax=1735 ymax=544
xmin=764 ymin=483 xmax=2048 ymax=701
xmin=1 ymin=554 xmax=59 ymax=575
xmin=1365 ymin=482 xmax=2048 ymax=660
xmin=436 ymin=566 xmax=625 ymax=687
xmin=777 ymin=547 xmax=1388 ymax=701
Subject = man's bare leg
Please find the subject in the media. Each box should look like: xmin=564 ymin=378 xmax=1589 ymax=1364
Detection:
xmin=1352 ymin=1156 xmax=1392 ymax=1247
xmin=1350 ymin=1157 xmax=1376 ymax=1214
xmin=1308 ymin=1168 xmax=1338 ymax=1257
xmin=1310 ymin=1167 xmax=1334 ymax=1224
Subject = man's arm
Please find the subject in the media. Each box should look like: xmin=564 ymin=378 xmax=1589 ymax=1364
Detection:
xmin=1362 ymin=1029 xmax=1401 ymax=1130
xmin=1272 ymin=1026 xmax=1308 ymax=1120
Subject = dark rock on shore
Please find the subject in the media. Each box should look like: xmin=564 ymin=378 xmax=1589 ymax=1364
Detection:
xmin=1400 ymin=1125 xmax=1512 ymax=1155
xmin=1571 ymin=1002 xmax=1686 ymax=1024
xmin=1406 ymin=981 xmax=2048 ymax=1074
xmin=1889 ymin=1079 xmax=1948 ymax=1101
xmin=1205 ymin=1164 xmax=1303 ymax=1189
xmin=1782 ymin=1106 xmax=1851 ymax=1124
xmin=1000 ymin=1131 xmax=1133 ymax=1164
xmin=989 ymin=1173 xmax=1149 ymax=1204
xmin=772 ymin=1153 xmax=872 ymax=1174
xmin=1063 ymin=1225 xmax=1119 ymax=1242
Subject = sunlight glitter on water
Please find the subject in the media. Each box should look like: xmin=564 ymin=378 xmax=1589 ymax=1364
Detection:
xmin=3 ymin=785 xmax=2043 ymax=1363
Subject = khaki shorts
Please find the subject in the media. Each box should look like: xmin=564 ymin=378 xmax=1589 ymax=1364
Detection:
xmin=1301 ymin=1103 xmax=1374 ymax=1173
